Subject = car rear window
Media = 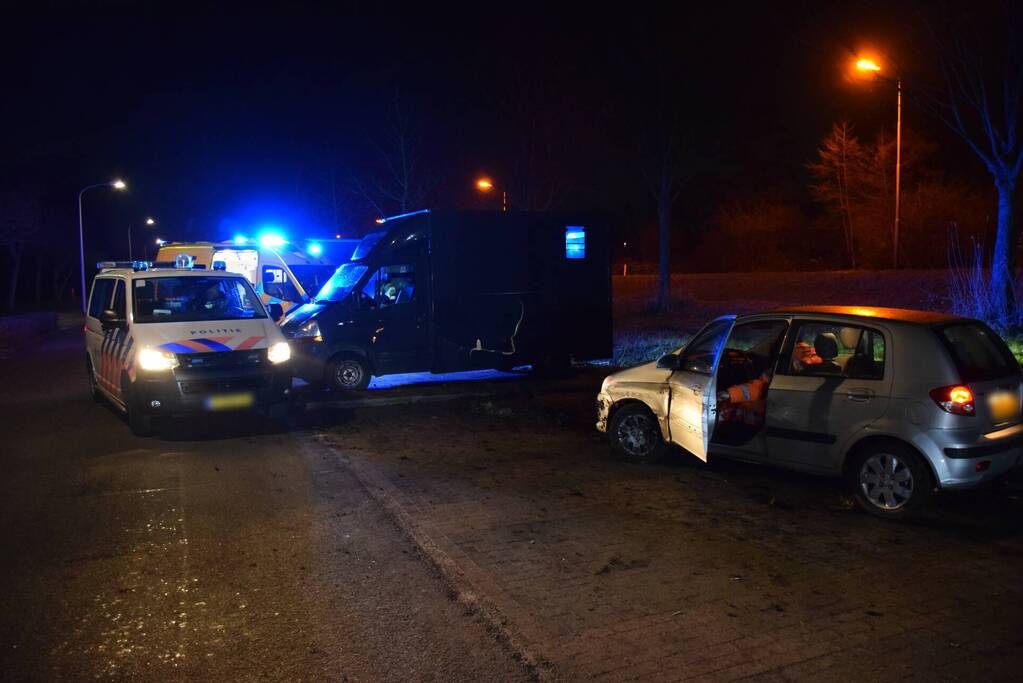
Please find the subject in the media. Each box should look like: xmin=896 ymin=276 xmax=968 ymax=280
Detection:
xmin=936 ymin=322 xmax=1020 ymax=382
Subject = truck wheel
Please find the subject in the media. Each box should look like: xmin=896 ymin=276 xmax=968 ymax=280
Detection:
xmin=327 ymin=355 xmax=371 ymax=392
xmin=86 ymin=358 xmax=101 ymax=403
xmin=848 ymin=443 xmax=933 ymax=520
xmin=121 ymin=374 xmax=153 ymax=437
xmin=608 ymin=403 xmax=666 ymax=464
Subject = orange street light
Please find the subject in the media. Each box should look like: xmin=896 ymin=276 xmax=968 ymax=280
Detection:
xmin=474 ymin=177 xmax=506 ymax=211
xmin=855 ymin=58 xmax=881 ymax=72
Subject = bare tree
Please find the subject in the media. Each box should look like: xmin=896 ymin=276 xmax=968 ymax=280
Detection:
xmin=0 ymin=190 xmax=42 ymax=311
xmin=808 ymin=122 xmax=866 ymax=268
xmin=354 ymin=90 xmax=433 ymax=217
xmin=923 ymin=5 xmax=1023 ymax=321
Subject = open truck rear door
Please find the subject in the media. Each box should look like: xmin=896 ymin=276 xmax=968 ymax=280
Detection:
xmin=667 ymin=316 xmax=736 ymax=461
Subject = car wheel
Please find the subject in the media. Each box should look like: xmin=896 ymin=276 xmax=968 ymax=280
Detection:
xmin=608 ymin=403 xmax=666 ymax=463
xmin=121 ymin=374 xmax=153 ymax=437
xmin=86 ymin=358 xmax=101 ymax=403
xmin=849 ymin=443 xmax=933 ymax=520
xmin=327 ymin=355 xmax=371 ymax=392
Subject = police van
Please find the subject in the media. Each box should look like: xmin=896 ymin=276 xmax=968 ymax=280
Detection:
xmin=85 ymin=257 xmax=292 ymax=435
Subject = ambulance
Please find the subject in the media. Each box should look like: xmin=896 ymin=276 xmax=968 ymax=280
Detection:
xmin=85 ymin=258 xmax=292 ymax=435
xmin=155 ymin=240 xmax=338 ymax=316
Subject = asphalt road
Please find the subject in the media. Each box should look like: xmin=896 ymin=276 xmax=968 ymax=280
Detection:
xmin=0 ymin=331 xmax=532 ymax=681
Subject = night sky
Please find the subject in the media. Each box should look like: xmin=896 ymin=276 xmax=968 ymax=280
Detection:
xmin=1 ymin=1 xmax=989 ymax=263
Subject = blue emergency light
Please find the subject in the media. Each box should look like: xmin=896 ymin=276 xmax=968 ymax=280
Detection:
xmin=307 ymin=242 xmax=323 ymax=257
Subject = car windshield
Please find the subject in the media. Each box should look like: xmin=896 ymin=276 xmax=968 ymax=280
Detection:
xmin=132 ymin=276 xmax=267 ymax=323
xmin=314 ymin=263 xmax=368 ymax=303
xmin=288 ymin=264 xmax=337 ymax=295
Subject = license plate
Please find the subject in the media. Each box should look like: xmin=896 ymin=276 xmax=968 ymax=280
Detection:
xmin=204 ymin=392 xmax=255 ymax=411
xmin=988 ymin=390 xmax=1020 ymax=423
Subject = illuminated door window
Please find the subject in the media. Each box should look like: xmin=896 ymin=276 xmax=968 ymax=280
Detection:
xmin=565 ymin=226 xmax=586 ymax=259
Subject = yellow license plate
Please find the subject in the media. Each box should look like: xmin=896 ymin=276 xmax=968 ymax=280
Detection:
xmin=205 ymin=392 xmax=255 ymax=411
xmin=988 ymin=391 xmax=1019 ymax=422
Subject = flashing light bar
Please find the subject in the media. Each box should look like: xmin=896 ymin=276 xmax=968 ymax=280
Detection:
xmin=378 ymin=208 xmax=431 ymax=224
xmin=96 ymin=260 xmax=150 ymax=271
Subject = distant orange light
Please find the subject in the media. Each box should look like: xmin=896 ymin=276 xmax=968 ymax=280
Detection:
xmin=476 ymin=178 xmax=494 ymax=191
xmin=856 ymin=58 xmax=881 ymax=72
xmin=849 ymin=307 xmax=878 ymax=317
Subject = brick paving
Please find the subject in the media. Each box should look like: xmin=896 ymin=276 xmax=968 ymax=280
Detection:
xmin=322 ymin=376 xmax=1023 ymax=681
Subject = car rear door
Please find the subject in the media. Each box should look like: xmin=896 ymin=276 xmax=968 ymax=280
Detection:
xmin=765 ymin=319 xmax=891 ymax=472
xmin=667 ymin=317 xmax=735 ymax=461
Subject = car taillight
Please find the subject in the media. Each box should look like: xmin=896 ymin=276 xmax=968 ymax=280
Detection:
xmin=929 ymin=385 xmax=975 ymax=416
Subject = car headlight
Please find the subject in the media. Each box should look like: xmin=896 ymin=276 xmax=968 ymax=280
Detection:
xmin=267 ymin=341 xmax=291 ymax=364
xmin=291 ymin=320 xmax=322 ymax=343
xmin=137 ymin=347 xmax=179 ymax=371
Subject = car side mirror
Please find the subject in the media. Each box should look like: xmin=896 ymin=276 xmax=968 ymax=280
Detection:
xmin=267 ymin=302 xmax=284 ymax=322
xmin=656 ymin=353 xmax=679 ymax=370
xmin=100 ymin=308 xmax=125 ymax=329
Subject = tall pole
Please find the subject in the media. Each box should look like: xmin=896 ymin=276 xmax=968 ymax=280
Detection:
xmin=77 ymin=180 xmax=124 ymax=314
xmin=127 ymin=223 xmax=133 ymax=261
xmin=77 ymin=187 xmax=89 ymax=314
xmin=894 ymin=78 xmax=902 ymax=270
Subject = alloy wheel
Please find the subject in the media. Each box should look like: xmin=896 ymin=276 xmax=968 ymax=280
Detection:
xmin=859 ymin=453 xmax=914 ymax=510
xmin=616 ymin=413 xmax=657 ymax=458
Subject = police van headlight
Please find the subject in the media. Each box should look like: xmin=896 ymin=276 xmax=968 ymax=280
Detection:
xmin=138 ymin=348 xmax=179 ymax=371
xmin=267 ymin=341 xmax=291 ymax=364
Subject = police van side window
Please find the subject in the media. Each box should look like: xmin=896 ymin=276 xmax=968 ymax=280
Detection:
xmin=88 ymin=278 xmax=115 ymax=319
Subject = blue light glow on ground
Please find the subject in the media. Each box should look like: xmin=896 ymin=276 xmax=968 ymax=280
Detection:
xmin=367 ymin=368 xmax=528 ymax=390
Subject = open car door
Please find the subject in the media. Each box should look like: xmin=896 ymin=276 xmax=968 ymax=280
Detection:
xmin=667 ymin=316 xmax=735 ymax=461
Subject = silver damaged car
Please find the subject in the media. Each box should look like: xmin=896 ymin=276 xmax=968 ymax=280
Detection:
xmin=596 ymin=306 xmax=1023 ymax=519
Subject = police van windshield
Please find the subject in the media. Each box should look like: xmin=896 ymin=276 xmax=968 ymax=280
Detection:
xmin=132 ymin=276 xmax=267 ymax=323
xmin=314 ymin=263 xmax=368 ymax=303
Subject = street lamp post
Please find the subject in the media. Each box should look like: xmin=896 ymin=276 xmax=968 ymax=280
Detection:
xmin=77 ymin=179 xmax=126 ymax=313
xmin=127 ymin=217 xmax=155 ymax=261
xmin=855 ymin=58 xmax=902 ymax=269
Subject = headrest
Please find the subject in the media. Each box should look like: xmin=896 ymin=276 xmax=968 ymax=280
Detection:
xmin=839 ymin=327 xmax=861 ymax=349
xmin=814 ymin=332 xmax=839 ymax=361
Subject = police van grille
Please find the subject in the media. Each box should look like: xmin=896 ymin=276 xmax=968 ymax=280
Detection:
xmin=177 ymin=350 xmax=265 ymax=370
xmin=178 ymin=376 xmax=270 ymax=395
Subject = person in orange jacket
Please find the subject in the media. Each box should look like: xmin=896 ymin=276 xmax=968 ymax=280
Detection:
xmin=792 ymin=341 xmax=822 ymax=372
xmin=718 ymin=369 xmax=772 ymax=426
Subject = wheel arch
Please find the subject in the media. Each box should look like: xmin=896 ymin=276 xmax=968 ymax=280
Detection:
xmin=608 ymin=397 xmax=670 ymax=442
xmin=842 ymin=434 xmax=938 ymax=487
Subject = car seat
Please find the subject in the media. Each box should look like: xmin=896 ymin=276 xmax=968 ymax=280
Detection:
xmin=813 ymin=332 xmax=843 ymax=373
